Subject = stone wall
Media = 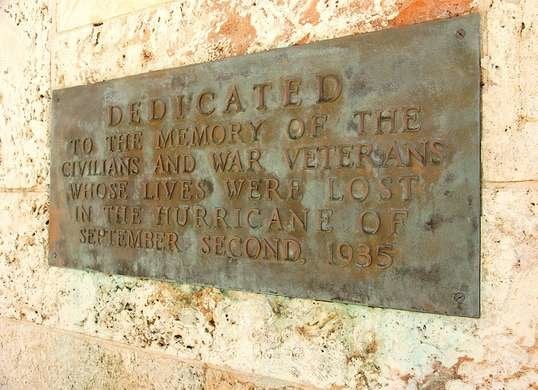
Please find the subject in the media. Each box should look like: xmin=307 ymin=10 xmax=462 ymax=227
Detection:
xmin=0 ymin=0 xmax=536 ymax=388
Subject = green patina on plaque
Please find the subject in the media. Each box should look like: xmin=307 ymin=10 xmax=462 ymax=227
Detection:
xmin=50 ymin=14 xmax=481 ymax=317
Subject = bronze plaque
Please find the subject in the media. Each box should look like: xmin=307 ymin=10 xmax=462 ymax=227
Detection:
xmin=50 ymin=15 xmax=480 ymax=317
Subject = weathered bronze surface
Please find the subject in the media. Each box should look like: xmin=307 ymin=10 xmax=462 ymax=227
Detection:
xmin=50 ymin=15 xmax=480 ymax=317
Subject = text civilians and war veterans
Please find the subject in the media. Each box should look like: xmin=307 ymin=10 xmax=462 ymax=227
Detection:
xmin=50 ymin=15 xmax=480 ymax=316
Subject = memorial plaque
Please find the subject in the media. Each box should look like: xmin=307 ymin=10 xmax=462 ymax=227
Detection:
xmin=50 ymin=15 xmax=480 ymax=317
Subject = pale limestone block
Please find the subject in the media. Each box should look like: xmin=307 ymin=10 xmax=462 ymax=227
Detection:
xmin=0 ymin=317 xmax=302 ymax=388
xmin=485 ymin=119 xmax=538 ymax=183
xmin=481 ymin=0 xmax=537 ymax=181
xmin=521 ymin=0 xmax=538 ymax=119
xmin=0 ymin=318 xmax=204 ymax=389
xmin=56 ymin=0 xmax=174 ymax=32
xmin=0 ymin=3 xmax=50 ymax=190
xmin=0 ymin=192 xmax=48 ymax=322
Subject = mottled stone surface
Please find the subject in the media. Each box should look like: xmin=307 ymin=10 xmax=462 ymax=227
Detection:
xmin=0 ymin=318 xmax=204 ymax=389
xmin=481 ymin=0 xmax=538 ymax=182
xmin=0 ymin=1 xmax=50 ymax=190
xmin=51 ymin=0 xmax=477 ymax=90
xmin=0 ymin=318 xmax=300 ymax=389
xmin=56 ymin=0 xmax=173 ymax=32
xmin=1 ymin=0 xmax=537 ymax=388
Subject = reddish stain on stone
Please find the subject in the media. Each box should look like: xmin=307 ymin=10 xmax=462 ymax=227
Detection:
xmin=191 ymin=287 xmax=223 ymax=323
xmin=142 ymin=49 xmax=153 ymax=61
xmin=299 ymin=0 xmax=320 ymax=25
xmin=528 ymin=339 xmax=538 ymax=355
xmin=420 ymin=356 xmax=473 ymax=389
xmin=208 ymin=12 xmax=257 ymax=56
xmin=295 ymin=33 xmax=312 ymax=45
xmin=365 ymin=338 xmax=378 ymax=354
xmin=400 ymin=372 xmax=415 ymax=384
xmin=336 ymin=0 xmax=374 ymax=17
xmin=390 ymin=0 xmax=474 ymax=27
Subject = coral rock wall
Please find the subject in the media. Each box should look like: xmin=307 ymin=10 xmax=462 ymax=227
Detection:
xmin=0 ymin=0 xmax=536 ymax=388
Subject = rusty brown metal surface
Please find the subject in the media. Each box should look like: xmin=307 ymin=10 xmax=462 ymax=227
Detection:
xmin=50 ymin=15 xmax=480 ymax=317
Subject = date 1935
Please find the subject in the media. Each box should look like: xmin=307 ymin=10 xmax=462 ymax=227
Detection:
xmin=328 ymin=242 xmax=395 ymax=269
